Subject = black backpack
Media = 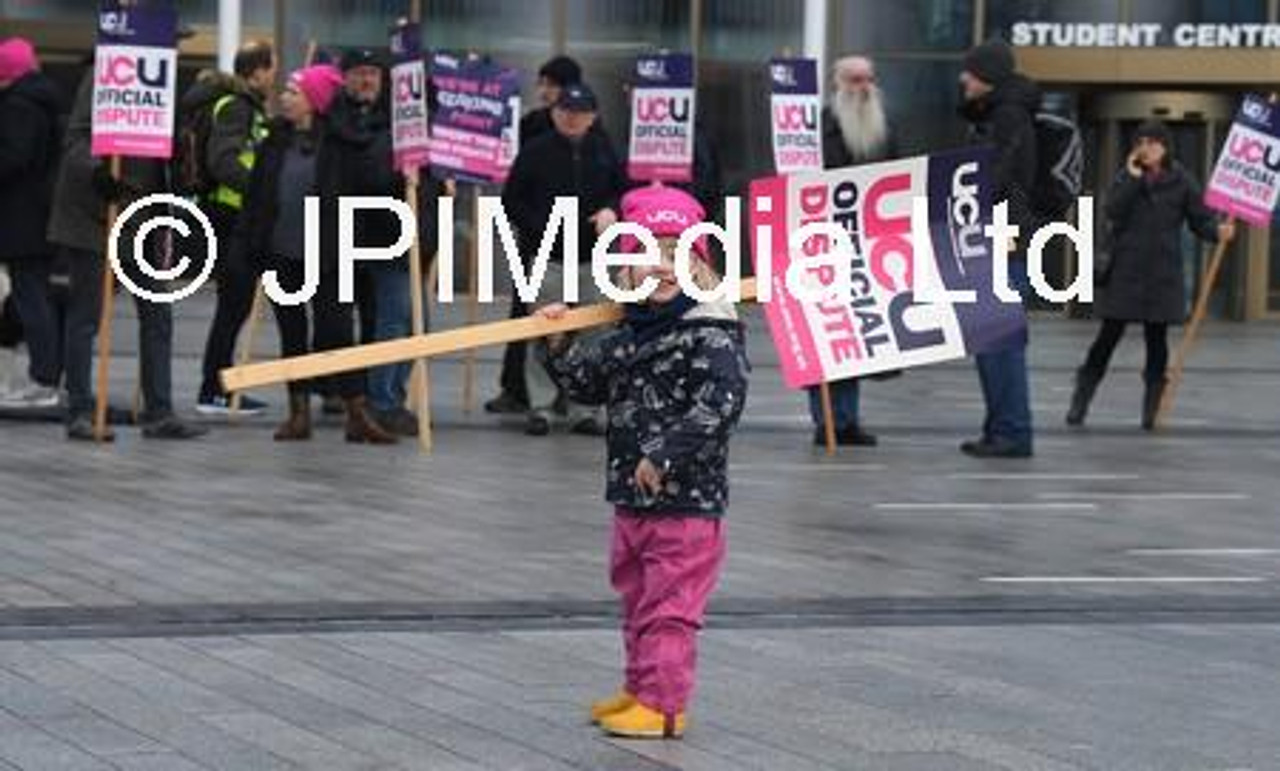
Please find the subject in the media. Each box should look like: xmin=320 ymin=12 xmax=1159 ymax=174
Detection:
xmin=1030 ymin=111 xmax=1083 ymax=222
xmin=173 ymin=85 xmax=234 ymax=197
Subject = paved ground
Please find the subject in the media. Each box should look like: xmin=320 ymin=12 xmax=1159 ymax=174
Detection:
xmin=0 ymin=294 xmax=1278 ymax=769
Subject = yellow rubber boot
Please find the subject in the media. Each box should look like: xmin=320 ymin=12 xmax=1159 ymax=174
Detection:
xmin=589 ymin=690 xmax=638 ymax=724
xmin=598 ymin=702 xmax=686 ymax=739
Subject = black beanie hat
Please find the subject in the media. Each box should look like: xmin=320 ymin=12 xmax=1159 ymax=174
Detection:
xmin=963 ymin=38 xmax=1016 ymax=86
xmin=1134 ymin=119 xmax=1172 ymax=148
xmin=538 ymin=55 xmax=582 ymax=88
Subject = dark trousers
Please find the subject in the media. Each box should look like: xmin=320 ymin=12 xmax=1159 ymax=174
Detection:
xmin=5 ymin=259 xmax=62 ymax=387
xmin=64 ymin=247 xmax=173 ymax=420
xmin=199 ymin=206 xmax=259 ymax=399
xmin=1082 ymin=319 xmax=1169 ymax=385
xmin=270 ymin=262 xmax=363 ymax=398
xmin=497 ymin=296 xmax=529 ymax=403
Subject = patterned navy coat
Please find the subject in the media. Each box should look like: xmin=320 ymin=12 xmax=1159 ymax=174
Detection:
xmin=546 ymin=302 xmax=749 ymax=518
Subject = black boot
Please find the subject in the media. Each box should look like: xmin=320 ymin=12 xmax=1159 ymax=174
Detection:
xmin=1141 ymin=377 xmax=1167 ymax=431
xmin=1066 ymin=367 xmax=1103 ymax=427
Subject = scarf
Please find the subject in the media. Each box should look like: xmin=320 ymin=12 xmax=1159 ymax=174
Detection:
xmin=624 ymin=293 xmax=697 ymax=347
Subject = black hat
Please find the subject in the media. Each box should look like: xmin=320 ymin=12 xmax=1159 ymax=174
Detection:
xmin=555 ymin=82 xmax=598 ymax=112
xmin=1133 ymin=119 xmax=1172 ymax=147
xmin=538 ymin=55 xmax=582 ymax=88
xmin=963 ymin=38 xmax=1015 ymax=86
xmin=341 ymin=47 xmax=383 ymax=71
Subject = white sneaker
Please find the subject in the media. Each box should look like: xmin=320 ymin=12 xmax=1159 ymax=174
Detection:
xmin=0 ymin=383 xmax=60 ymax=409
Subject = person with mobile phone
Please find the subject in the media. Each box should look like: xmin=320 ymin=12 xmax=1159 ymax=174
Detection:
xmin=1067 ymin=120 xmax=1235 ymax=430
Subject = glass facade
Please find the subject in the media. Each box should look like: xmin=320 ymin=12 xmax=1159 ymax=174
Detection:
xmin=839 ymin=0 xmax=975 ymax=51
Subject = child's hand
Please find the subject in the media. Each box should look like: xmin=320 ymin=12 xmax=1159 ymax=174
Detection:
xmin=534 ymin=303 xmax=570 ymax=321
xmin=634 ymin=457 xmax=663 ymax=497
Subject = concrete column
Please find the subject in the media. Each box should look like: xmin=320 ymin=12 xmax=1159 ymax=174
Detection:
xmin=803 ymin=0 xmax=828 ymax=99
xmin=218 ymin=0 xmax=242 ymax=72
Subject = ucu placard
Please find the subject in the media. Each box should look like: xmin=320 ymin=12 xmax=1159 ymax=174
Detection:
xmin=1206 ymin=93 xmax=1280 ymax=225
xmin=769 ymin=58 xmax=821 ymax=175
xmin=627 ymin=53 xmax=695 ymax=183
xmin=91 ymin=2 xmax=177 ymax=159
xmin=389 ymin=23 xmax=430 ymax=172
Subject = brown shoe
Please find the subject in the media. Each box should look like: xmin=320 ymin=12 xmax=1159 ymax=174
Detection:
xmin=273 ymin=393 xmax=312 ymax=441
xmin=344 ymin=396 xmax=398 ymax=444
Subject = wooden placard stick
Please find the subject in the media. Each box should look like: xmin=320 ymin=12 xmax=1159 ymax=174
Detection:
xmin=92 ymin=155 xmax=123 ymax=442
xmin=1155 ymin=215 xmax=1236 ymax=428
xmin=405 ymin=169 xmax=433 ymax=452
xmin=463 ymin=186 xmax=479 ymax=413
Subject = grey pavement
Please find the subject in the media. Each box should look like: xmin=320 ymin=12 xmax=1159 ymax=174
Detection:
xmin=1 ymin=293 xmax=1279 ymax=769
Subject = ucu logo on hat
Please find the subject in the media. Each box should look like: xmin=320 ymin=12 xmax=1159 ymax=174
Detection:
xmin=646 ymin=209 xmax=690 ymax=226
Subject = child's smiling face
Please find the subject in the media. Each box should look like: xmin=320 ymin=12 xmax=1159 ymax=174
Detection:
xmin=631 ymin=237 xmax=683 ymax=305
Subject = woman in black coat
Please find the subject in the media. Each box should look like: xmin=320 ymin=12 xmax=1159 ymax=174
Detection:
xmin=1067 ymin=120 xmax=1233 ymax=430
xmin=234 ymin=65 xmax=396 ymax=444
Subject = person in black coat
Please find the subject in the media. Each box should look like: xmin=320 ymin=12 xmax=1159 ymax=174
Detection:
xmin=501 ymin=82 xmax=627 ymax=436
xmin=957 ymin=38 xmax=1038 ymax=458
xmin=1067 ymin=120 xmax=1233 ymax=430
xmin=487 ymin=55 xmax=598 ymax=417
xmin=0 ymin=38 xmax=63 ymax=408
xmin=235 ymin=64 xmax=397 ymax=445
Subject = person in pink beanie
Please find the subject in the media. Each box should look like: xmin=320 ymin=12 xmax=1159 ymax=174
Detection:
xmin=0 ymin=37 xmax=37 ymax=86
xmin=537 ymin=185 xmax=750 ymax=739
xmin=288 ymin=64 xmax=344 ymax=116
xmin=1 ymin=36 xmax=64 ymax=411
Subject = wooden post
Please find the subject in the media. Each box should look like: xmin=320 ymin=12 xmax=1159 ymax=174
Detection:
xmin=463 ymin=186 xmax=479 ymax=413
xmin=819 ymin=382 xmax=837 ymax=457
xmin=406 ymin=172 xmax=433 ymax=452
xmin=1155 ymin=216 xmax=1236 ymax=428
xmin=92 ymin=155 xmax=122 ymax=442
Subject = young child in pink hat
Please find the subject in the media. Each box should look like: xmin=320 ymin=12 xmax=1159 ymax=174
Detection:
xmin=539 ymin=185 xmax=749 ymax=738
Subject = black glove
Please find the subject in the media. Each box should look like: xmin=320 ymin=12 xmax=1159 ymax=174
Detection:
xmin=91 ymin=164 xmax=126 ymax=203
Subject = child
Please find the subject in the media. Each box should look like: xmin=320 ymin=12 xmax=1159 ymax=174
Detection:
xmin=538 ymin=185 xmax=750 ymax=739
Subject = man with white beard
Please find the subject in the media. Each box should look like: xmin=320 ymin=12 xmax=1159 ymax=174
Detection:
xmin=808 ymin=55 xmax=899 ymax=448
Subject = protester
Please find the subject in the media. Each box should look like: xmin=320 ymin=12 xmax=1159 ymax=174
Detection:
xmin=0 ymin=37 xmax=63 ymax=409
xmin=501 ymin=82 xmax=627 ymax=436
xmin=328 ymin=47 xmax=441 ymax=437
xmin=233 ymin=63 xmax=397 ymax=444
xmin=957 ymin=38 xmax=1037 ymax=458
xmin=805 ymin=55 xmax=901 ymax=448
xmin=47 ymin=61 xmax=208 ymax=441
xmin=192 ymin=39 xmax=275 ymax=416
xmin=486 ymin=55 xmax=590 ymax=417
xmin=1067 ymin=120 xmax=1233 ymax=430
xmin=339 ymin=47 xmax=384 ymax=353
xmin=519 ymin=55 xmax=583 ymax=145
xmin=537 ymin=185 xmax=749 ymax=739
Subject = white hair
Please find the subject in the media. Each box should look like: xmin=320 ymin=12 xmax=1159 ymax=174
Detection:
xmin=833 ymin=85 xmax=890 ymax=162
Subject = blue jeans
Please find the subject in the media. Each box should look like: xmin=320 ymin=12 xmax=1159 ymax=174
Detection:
xmin=366 ymin=266 xmax=418 ymax=413
xmin=807 ymin=379 xmax=860 ymax=430
xmin=974 ymin=260 xmax=1033 ymax=448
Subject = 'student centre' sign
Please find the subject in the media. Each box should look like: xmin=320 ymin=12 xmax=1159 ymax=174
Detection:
xmin=1012 ymin=22 xmax=1280 ymax=49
